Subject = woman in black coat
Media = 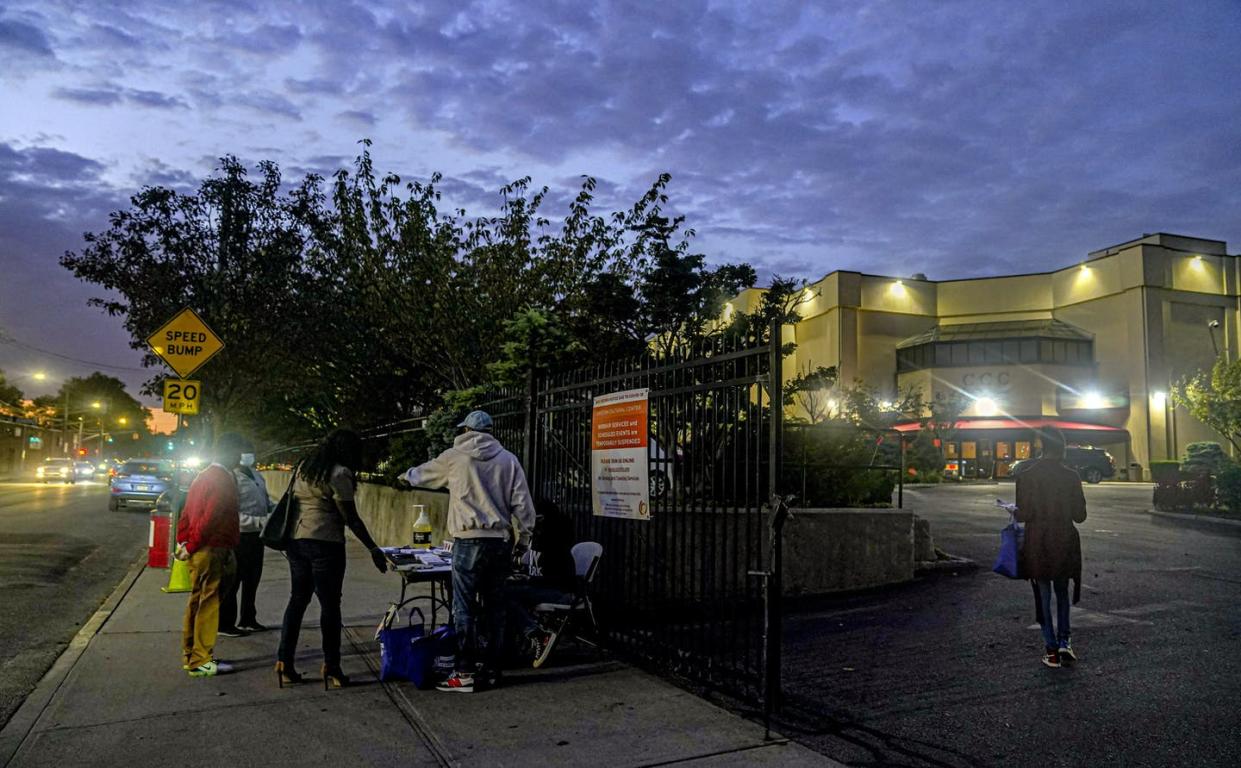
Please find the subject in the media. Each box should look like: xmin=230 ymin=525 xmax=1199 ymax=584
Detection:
xmin=1015 ymin=426 xmax=1087 ymax=668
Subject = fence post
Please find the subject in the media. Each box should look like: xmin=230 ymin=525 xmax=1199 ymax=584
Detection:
xmin=898 ymin=434 xmax=905 ymax=509
xmin=523 ymin=367 xmax=539 ymax=486
xmin=764 ymin=317 xmax=785 ymax=732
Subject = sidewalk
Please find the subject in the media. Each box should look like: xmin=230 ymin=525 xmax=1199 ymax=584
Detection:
xmin=0 ymin=541 xmax=838 ymax=768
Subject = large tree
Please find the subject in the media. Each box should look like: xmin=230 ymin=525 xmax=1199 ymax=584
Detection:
xmin=62 ymin=146 xmax=760 ymax=448
xmin=62 ymin=157 xmax=320 ymax=444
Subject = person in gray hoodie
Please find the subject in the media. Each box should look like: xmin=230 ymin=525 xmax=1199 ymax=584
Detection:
xmin=219 ymin=438 xmax=272 ymax=635
xmin=401 ymin=410 xmax=535 ymax=693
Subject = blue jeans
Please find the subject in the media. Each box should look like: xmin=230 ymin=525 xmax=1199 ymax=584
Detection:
xmin=506 ymin=582 xmax=573 ymax=637
xmin=1037 ymin=578 xmax=1071 ymax=650
xmin=451 ymin=537 xmax=511 ymax=675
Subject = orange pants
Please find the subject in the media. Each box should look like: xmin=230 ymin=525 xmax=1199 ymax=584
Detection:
xmin=181 ymin=547 xmax=236 ymax=669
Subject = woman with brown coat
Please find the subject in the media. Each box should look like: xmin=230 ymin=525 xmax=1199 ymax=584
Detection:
xmin=1015 ymin=426 xmax=1087 ymax=668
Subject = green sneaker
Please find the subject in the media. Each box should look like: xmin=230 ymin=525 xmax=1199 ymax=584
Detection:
xmin=188 ymin=660 xmax=234 ymax=677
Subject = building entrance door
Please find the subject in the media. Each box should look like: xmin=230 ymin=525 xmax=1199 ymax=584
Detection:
xmin=961 ymin=440 xmax=977 ymax=478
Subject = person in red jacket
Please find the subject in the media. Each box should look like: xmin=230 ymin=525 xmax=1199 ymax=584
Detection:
xmin=175 ymin=432 xmax=245 ymax=678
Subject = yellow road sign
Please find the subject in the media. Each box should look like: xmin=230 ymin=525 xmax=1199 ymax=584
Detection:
xmin=147 ymin=308 xmax=224 ymax=378
xmin=162 ymin=379 xmax=202 ymax=415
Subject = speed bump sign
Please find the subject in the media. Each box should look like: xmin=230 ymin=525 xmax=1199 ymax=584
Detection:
xmin=147 ymin=308 xmax=224 ymax=378
xmin=163 ymin=379 xmax=202 ymax=415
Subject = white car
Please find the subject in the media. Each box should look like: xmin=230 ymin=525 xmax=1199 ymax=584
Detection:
xmin=36 ymin=458 xmax=76 ymax=484
xmin=74 ymin=461 xmax=96 ymax=480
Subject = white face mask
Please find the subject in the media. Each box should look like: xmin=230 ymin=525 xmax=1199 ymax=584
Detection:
xmin=240 ymin=453 xmax=256 ymax=467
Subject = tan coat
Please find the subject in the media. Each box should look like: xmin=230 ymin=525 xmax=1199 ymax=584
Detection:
xmin=1015 ymin=459 xmax=1087 ymax=600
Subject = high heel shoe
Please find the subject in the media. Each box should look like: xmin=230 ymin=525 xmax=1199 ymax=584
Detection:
xmin=321 ymin=664 xmax=350 ymax=690
xmin=275 ymin=661 xmax=302 ymax=688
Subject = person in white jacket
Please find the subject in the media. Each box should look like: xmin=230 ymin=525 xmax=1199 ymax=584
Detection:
xmin=220 ymin=439 xmax=272 ymax=634
xmin=401 ymin=410 xmax=535 ymax=693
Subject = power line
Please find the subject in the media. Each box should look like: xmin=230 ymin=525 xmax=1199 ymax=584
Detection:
xmin=0 ymin=329 xmax=150 ymax=374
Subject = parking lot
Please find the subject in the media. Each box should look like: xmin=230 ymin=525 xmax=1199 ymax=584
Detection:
xmin=780 ymin=482 xmax=1241 ymax=767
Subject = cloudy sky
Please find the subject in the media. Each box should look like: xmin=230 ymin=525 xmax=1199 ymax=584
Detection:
xmin=1 ymin=0 xmax=1239 ymax=403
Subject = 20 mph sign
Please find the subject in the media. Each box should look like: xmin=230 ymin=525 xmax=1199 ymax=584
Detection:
xmin=147 ymin=308 xmax=224 ymax=378
xmin=163 ymin=379 xmax=202 ymax=415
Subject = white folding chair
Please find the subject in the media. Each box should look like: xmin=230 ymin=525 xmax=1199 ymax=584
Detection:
xmin=533 ymin=541 xmax=602 ymax=646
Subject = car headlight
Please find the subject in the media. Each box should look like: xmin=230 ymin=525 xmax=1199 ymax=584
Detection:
xmin=60 ymin=468 xmax=69 ymax=476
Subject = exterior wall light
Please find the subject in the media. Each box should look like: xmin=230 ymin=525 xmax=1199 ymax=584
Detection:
xmin=889 ymin=280 xmax=906 ymax=297
xmin=1082 ymin=391 xmax=1105 ymax=409
xmin=974 ymin=396 xmax=999 ymax=416
xmin=1151 ymin=391 xmax=1167 ymax=408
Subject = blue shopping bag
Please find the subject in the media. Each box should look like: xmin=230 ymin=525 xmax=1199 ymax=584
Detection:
xmin=992 ymin=513 xmax=1024 ymax=579
xmin=377 ymin=606 xmax=425 ymax=682
xmin=417 ymin=624 xmax=457 ymax=689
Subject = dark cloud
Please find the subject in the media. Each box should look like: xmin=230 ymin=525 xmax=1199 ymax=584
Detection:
xmin=124 ymin=88 xmax=188 ymax=109
xmin=52 ymin=83 xmax=187 ymax=109
xmin=336 ymin=109 xmax=376 ymax=126
xmin=231 ymin=91 xmax=303 ymax=120
xmin=0 ymin=143 xmax=148 ymax=394
xmin=0 ymin=16 xmax=54 ymax=57
xmin=52 ymin=85 xmax=122 ymax=105
xmin=287 ymin=77 xmax=342 ymax=95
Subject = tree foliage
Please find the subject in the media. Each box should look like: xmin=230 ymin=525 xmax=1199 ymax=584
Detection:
xmin=0 ymin=370 xmax=22 ymax=415
xmin=62 ymin=146 xmax=760 ymax=447
xmin=1172 ymin=357 xmax=1241 ymax=452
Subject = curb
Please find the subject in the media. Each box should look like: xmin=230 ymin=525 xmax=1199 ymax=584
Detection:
xmin=915 ymin=555 xmax=978 ymax=576
xmin=1148 ymin=509 xmax=1241 ymax=535
xmin=0 ymin=554 xmax=148 ymax=767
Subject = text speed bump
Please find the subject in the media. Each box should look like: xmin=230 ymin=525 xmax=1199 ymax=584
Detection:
xmin=162 ymin=379 xmax=201 ymax=415
xmin=147 ymin=307 xmax=224 ymax=378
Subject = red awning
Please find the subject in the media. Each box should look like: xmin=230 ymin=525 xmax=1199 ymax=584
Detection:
xmin=893 ymin=417 xmax=1128 ymax=434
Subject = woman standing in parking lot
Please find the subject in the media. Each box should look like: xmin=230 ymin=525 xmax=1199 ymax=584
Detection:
xmin=275 ymin=429 xmax=387 ymax=688
xmin=1014 ymin=426 xmax=1087 ymax=668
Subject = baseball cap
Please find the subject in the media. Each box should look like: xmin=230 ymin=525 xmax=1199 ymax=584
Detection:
xmin=457 ymin=410 xmax=494 ymax=431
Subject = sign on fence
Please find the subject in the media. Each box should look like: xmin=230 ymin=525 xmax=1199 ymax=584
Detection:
xmin=590 ymin=388 xmax=650 ymax=520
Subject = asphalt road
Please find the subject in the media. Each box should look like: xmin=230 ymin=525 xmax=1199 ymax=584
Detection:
xmin=0 ymin=480 xmax=148 ymax=729
xmin=780 ymin=482 xmax=1241 ymax=768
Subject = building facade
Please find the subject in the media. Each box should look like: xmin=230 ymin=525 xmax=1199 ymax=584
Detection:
xmin=734 ymin=233 xmax=1239 ymax=480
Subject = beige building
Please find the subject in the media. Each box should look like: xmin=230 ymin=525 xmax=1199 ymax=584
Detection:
xmin=735 ymin=233 xmax=1239 ymax=480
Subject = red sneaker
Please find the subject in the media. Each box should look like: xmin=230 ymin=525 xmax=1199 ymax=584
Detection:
xmin=436 ymin=672 xmax=475 ymax=693
xmin=1041 ymin=649 xmax=1061 ymax=668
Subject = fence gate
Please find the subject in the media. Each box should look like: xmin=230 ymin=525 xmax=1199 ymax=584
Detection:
xmin=499 ymin=328 xmax=786 ymax=708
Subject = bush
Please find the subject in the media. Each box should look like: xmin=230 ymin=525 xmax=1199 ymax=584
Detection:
xmin=905 ymin=432 xmax=945 ymax=483
xmin=1217 ymin=461 xmax=1241 ymax=514
xmin=784 ymin=425 xmax=897 ymax=507
xmin=1149 ymin=460 xmax=1181 ymax=484
xmin=1183 ymin=442 xmax=1229 ymax=477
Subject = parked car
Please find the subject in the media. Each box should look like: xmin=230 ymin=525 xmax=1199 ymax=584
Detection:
xmin=1005 ymin=448 xmax=1114 ymax=484
xmin=1065 ymin=445 xmax=1115 ymax=484
xmin=109 ymin=459 xmax=175 ymax=511
xmin=36 ymin=458 xmax=77 ymax=484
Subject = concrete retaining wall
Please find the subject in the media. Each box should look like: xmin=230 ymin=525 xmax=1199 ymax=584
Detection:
xmin=261 ymin=470 xmax=916 ymax=595
xmin=782 ymin=508 xmax=915 ymax=595
xmin=261 ymin=471 xmax=451 ymax=548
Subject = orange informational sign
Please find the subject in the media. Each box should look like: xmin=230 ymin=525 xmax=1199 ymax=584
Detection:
xmin=591 ymin=388 xmax=651 ymax=520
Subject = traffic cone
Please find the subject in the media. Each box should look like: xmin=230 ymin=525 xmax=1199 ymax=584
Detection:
xmin=162 ymin=556 xmax=191 ymax=593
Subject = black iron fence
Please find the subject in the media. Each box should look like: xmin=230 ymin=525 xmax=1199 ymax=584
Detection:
xmin=482 ymin=326 xmax=786 ymax=712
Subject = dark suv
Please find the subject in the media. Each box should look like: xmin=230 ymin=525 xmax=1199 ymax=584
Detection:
xmin=1064 ymin=446 xmax=1115 ymax=484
